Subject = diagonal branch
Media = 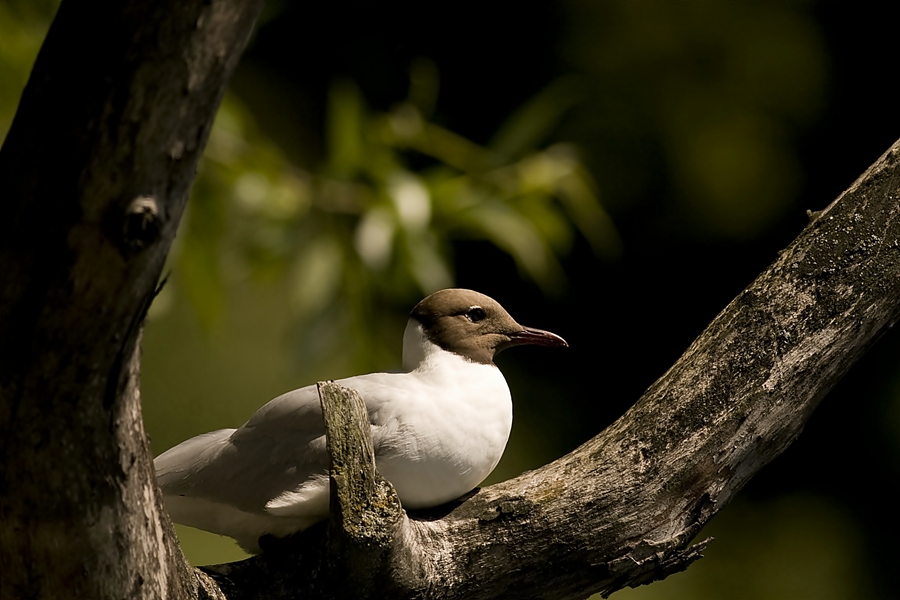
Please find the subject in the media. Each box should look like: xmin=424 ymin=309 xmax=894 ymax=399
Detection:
xmin=203 ymin=141 xmax=900 ymax=599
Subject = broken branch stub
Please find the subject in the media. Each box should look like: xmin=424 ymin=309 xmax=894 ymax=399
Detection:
xmin=316 ymin=381 xmax=406 ymax=599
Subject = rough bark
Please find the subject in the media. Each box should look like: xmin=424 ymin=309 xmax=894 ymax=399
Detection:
xmin=203 ymin=141 xmax=900 ymax=600
xmin=0 ymin=1 xmax=262 ymax=599
xmin=3 ymin=0 xmax=900 ymax=598
xmin=318 ymin=381 xmax=406 ymax=599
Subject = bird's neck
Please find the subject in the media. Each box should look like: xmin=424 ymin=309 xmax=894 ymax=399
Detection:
xmin=403 ymin=319 xmax=478 ymax=372
xmin=401 ymin=320 xmax=432 ymax=371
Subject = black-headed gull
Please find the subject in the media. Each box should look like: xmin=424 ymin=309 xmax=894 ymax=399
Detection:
xmin=154 ymin=289 xmax=567 ymax=552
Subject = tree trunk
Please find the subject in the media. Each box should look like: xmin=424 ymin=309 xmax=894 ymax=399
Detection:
xmin=0 ymin=1 xmax=262 ymax=598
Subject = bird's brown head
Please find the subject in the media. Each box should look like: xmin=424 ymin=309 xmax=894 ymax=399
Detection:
xmin=410 ymin=289 xmax=568 ymax=365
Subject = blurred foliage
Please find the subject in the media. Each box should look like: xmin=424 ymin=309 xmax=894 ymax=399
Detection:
xmin=179 ymin=65 xmax=616 ymax=372
xmin=0 ymin=0 xmax=615 ymax=376
xmin=563 ymin=0 xmax=826 ymax=238
xmin=0 ymin=0 xmax=59 ymax=139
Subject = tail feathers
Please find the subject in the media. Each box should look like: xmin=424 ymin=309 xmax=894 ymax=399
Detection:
xmin=153 ymin=428 xmax=326 ymax=552
xmin=162 ymin=494 xmax=320 ymax=554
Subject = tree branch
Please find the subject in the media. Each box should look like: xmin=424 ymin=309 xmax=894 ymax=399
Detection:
xmin=319 ymin=380 xmax=405 ymax=598
xmin=203 ymin=141 xmax=900 ymax=599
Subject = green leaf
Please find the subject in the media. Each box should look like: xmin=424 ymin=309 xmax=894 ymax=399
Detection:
xmin=455 ymin=202 xmax=565 ymax=294
xmin=488 ymin=76 xmax=586 ymax=161
xmin=327 ymin=79 xmax=366 ymax=177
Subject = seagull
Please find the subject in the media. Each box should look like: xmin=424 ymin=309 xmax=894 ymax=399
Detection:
xmin=154 ymin=288 xmax=567 ymax=553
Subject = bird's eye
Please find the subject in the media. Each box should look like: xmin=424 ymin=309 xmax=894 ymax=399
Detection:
xmin=466 ymin=306 xmax=486 ymax=323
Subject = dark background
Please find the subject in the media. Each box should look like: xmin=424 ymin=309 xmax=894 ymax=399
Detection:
xmin=235 ymin=3 xmax=900 ymax=598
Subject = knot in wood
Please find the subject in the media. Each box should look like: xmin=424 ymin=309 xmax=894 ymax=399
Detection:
xmin=123 ymin=196 xmax=161 ymax=251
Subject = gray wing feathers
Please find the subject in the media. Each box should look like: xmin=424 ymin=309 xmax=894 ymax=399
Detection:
xmin=153 ymin=385 xmax=330 ymax=514
xmin=152 ymin=377 xmax=397 ymax=547
xmin=154 ymin=428 xmax=235 ymax=493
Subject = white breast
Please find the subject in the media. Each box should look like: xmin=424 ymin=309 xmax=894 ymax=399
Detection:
xmin=366 ymin=322 xmax=513 ymax=507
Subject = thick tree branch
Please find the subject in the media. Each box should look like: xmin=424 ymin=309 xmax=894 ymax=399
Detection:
xmin=0 ymin=1 xmax=262 ymax=599
xmin=203 ymin=142 xmax=900 ymax=599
